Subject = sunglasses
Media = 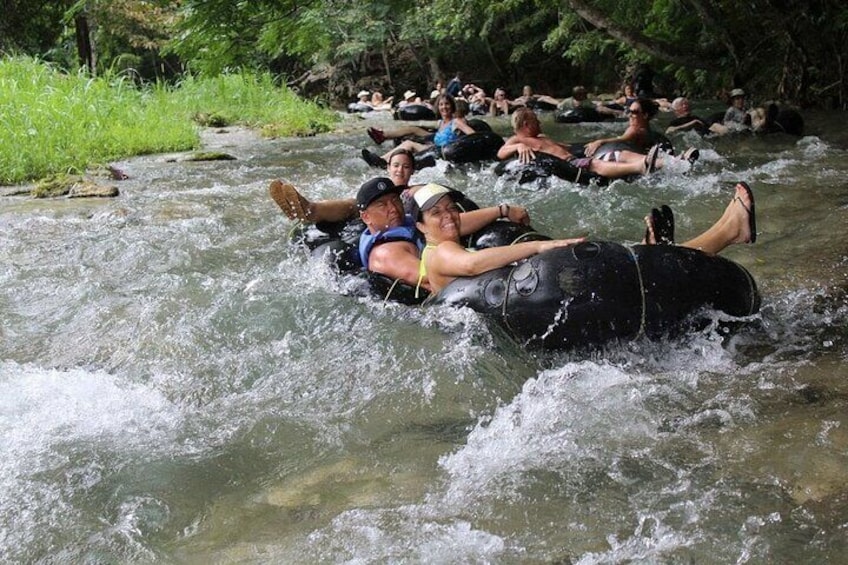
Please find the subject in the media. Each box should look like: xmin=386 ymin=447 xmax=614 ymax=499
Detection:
xmin=628 ymin=108 xmax=644 ymax=116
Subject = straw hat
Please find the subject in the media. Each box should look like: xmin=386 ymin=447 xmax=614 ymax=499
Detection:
xmin=357 ymin=90 xmax=370 ymax=98
xmin=403 ymin=90 xmax=416 ymax=100
xmin=430 ymin=89 xmax=440 ymax=99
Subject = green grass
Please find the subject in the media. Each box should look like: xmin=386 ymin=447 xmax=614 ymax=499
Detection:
xmin=0 ymin=57 xmax=338 ymax=185
xmin=171 ymin=72 xmax=338 ymax=138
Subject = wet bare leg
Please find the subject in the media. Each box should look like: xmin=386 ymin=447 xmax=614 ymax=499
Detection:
xmin=587 ymin=145 xmax=659 ymax=177
xmin=380 ymin=139 xmax=430 ymax=162
xmin=269 ymin=180 xmax=356 ymax=223
xmin=680 ymin=183 xmax=755 ymax=255
xmin=590 ymin=158 xmax=648 ymax=178
xmin=375 ymin=125 xmax=433 ymax=140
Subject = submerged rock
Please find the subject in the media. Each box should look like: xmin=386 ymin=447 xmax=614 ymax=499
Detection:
xmin=68 ymin=180 xmax=119 ymax=198
xmin=185 ymin=151 xmax=237 ymax=161
xmin=164 ymin=151 xmax=238 ymax=163
xmin=30 ymin=173 xmax=119 ymax=198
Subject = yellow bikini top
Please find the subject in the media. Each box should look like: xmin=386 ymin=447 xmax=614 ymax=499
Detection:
xmin=416 ymin=244 xmax=437 ymax=299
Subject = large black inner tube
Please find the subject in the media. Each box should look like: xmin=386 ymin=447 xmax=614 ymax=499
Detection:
xmin=570 ymin=132 xmax=673 ymax=159
xmin=440 ymin=131 xmax=505 ymax=164
xmin=394 ymin=104 xmax=437 ymax=121
xmin=294 ymin=220 xmax=761 ymax=350
xmin=347 ymin=102 xmax=373 ymax=114
xmin=465 ymin=220 xmax=550 ymax=249
xmin=494 ymin=152 xmax=606 ymax=185
xmin=631 ymin=244 xmax=761 ymax=335
xmin=555 ymin=107 xmax=609 ymax=123
xmin=428 ymin=241 xmax=760 ymax=349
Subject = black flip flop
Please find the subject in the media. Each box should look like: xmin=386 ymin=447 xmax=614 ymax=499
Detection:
xmin=361 ymin=149 xmax=387 ymax=169
xmin=645 ymin=207 xmax=672 ymax=245
xmin=644 ymin=144 xmax=660 ymax=174
xmin=737 ymin=182 xmax=757 ymax=243
xmin=646 ymin=207 xmax=674 ymax=245
xmin=660 ymin=204 xmax=675 ymax=244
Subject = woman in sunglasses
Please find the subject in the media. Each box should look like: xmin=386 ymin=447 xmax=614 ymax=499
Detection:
xmin=583 ymin=97 xmax=666 ymax=158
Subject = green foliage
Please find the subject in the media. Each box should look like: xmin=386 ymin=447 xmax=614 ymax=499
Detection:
xmin=560 ymin=31 xmax=615 ymax=64
xmin=168 ymin=0 xmax=331 ymax=73
xmin=5 ymin=0 xmax=848 ymax=107
xmin=0 ymin=56 xmax=197 ymax=184
xmin=0 ymin=57 xmax=337 ymax=185
xmin=257 ymin=7 xmax=331 ymax=62
xmin=170 ymin=72 xmax=338 ymax=137
xmin=0 ymin=0 xmax=69 ymax=55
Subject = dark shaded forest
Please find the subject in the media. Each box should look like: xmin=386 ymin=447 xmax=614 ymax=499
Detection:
xmin=2 ymin=0 xmax=846 ymax=108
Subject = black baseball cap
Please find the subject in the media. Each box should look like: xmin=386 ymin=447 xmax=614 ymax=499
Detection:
xmin=356 ymin=177 xmax=402 ymax=210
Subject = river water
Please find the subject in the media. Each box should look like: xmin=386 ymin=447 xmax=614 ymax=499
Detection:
xmin=2 ymin=106 xmax=847 ymax=563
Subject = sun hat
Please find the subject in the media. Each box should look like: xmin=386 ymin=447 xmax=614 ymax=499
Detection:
xmin=357 ymin=89 xmax=371 ymax=98
xmin=356 ymin=177 xmax=401 ymax=210
xmin=730 ymin=88 xmax=746 ymax=98
xmin=411 ymin=183 xmax=464 ymax=220
xmin=403 ymin=90 xmax=416 ymax=100
xmin=430 ymin=89 xmax=441 ymax=99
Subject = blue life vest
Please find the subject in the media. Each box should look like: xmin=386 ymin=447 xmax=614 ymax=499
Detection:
xmin=358 ymin=217 xmax=423 ymax=269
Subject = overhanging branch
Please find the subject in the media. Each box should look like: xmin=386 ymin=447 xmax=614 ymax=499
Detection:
xmin=565 ymin=0 xmax=723 ymax=70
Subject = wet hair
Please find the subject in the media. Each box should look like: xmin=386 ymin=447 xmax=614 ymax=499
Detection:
xmin=633 ymin=97 xmax=659 ymax=118
xmin=435 ymin=94 xmax=457 ymax=114
xmin=387 ymin=148 xmax=416 ymax=170
xmin=454 ymin=98 xmax=469 ymax=118
xmin=511 ymin=107 xmax=539 ymax=131
xmin=671 ymin=97 xmax=688 ymax=111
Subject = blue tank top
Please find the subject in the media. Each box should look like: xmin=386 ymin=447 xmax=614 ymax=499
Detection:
xmin=357 ymin=217 xmax=423 ymax=269
xmin=433 ymin=120 xmax=461 ymax=147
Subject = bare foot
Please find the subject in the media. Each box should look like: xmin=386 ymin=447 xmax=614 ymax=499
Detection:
xmin=269 ymin=180 xmax=312 ymax=221
xmin=726 ymin=182 xmax=756 ymax=244
xmin=642 ymin=213 xmax=657 ymax=244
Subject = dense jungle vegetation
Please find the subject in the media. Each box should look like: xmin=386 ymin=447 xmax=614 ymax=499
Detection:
xmin=2 ymin=0 xmax=847 ymax=109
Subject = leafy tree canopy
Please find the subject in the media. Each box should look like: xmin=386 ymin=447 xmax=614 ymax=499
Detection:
xmin=4 ymin=0 xmax=847 ymax=107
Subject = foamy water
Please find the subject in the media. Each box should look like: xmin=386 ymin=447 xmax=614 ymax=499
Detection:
xmin=2 ymin=112 xmax=847 ymax=562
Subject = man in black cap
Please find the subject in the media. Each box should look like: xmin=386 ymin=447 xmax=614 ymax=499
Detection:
xmin=356 ymin=177 xmax=530 ymax=290
xmin=356 ymin=177 xmax=424 ymax=289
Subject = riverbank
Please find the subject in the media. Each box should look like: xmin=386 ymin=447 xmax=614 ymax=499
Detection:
xmin=0 ymin=111 xmax=375 ymax=198
xmin=0 ymin=110 xmax=389 ymax=207
xmin=0 ymin=57 xmax=339 ymax=186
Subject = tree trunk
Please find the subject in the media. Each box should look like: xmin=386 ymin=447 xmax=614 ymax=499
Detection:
xmin=381 ymin=46 xmax=393 ymax=91
xmin=74 ymin=13 xmax=95 ymax=74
